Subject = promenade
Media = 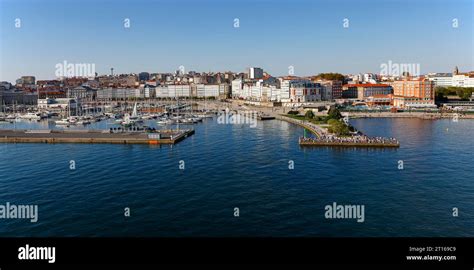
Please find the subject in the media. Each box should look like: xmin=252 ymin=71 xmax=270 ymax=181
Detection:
xmin=344 ymin=111 xmax=474 ymax=119
xmin=276 ymin=115 xmax=324 ymax=138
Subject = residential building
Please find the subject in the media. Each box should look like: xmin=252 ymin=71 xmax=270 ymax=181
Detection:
xmin=342 ymin=84 xmax=393 ymax=100
xmin=68 ymin=86 xmax=96 ymax=101
xmin=0 ymin=88 xmax=37 ymax=106
xmin=96 ymin=88 xmax=143 ymax=100
xmin=248 ymin=67 xmax=264 ymax=79
xmin=452 ymin=73 xmax=474 ymax=87
xmin=288 ymin=80 xmax=321 ymax=103
xmin=231 ymin=79 xmax=243 ymax=99
xmin=428 ymin=73 xmax=453 ymax=87
xmin=390 ymin=78 xmax=436 ymax=108
xmin=313 ymin=80 xmax=342 ymax=100
xmin=196 ymin=84 xmax=219 ymax=98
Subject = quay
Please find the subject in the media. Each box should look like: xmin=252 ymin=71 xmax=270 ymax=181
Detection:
xmin=299 ymin=137 xmax=400 ymax=148
xmin=0 ymin=129 xmax=194 ymax=145
xmin=342 ymin=111 xmax=474 ymax=120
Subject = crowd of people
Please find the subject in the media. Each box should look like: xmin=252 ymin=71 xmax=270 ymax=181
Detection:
xmin=300 ymin=134 xmax=399 ymax=145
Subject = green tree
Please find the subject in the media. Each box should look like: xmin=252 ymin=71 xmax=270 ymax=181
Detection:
xmin=327 ymin=107 xmax=342 ymax=120
xmin=305 ymin=110 xmax=315 ymax=119
xmin=327 ymin=119 xmax=339 ymax=125
xmin=313 ymin=73 xmax=345 ymax=82
xmin=327 ymin=119 xmax=350 ymax=136
xmin=435 ymin=86 xmax=474 ymax=100
xmin=333 ymin=122 xmax=350 ymax=136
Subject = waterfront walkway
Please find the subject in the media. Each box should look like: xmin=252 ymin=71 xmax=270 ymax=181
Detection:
xmin=343 ymin=111 xmax=474 ymax=119
xmin=276 ymin=115 xmax=324 ymax=138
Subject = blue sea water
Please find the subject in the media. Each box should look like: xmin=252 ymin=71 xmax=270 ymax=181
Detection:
xmin=0 ymin=117 xmax=473 ymax=237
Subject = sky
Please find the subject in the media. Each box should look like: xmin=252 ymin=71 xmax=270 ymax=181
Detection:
xmin=0 ymin=0 xmax=473 ymax=83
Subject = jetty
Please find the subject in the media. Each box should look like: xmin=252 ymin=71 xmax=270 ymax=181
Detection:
xmin=0 ymin=129 xmax=194 ymax=145
xmin=299 ymin=137 xmax=400 ymax=148
xmin=276 ymin=115 xmax=399 ymax=148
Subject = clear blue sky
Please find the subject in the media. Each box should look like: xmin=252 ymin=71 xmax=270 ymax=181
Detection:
xmin=0 ymin=0 xmax=473 ymax=83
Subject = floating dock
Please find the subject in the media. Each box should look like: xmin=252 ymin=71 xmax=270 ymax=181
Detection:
xmin=0 ymin=129 xmax=194 ymax=145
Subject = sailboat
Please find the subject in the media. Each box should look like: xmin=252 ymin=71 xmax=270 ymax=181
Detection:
xmin=120 ymin=103 xmax=142 ymax=127
xmin=129 ymin=102 xmax=143 ymax=124
xmin=55 ymin=97 xmax=77 ymax=126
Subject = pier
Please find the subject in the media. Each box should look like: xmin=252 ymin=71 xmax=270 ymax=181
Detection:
xmin=0 ymin=129 xmax=194 ymax=145
xmin=277 ymin=116 xmax=399 ymax=148
xmin=299 ymin=137 xmax=400 ymax=148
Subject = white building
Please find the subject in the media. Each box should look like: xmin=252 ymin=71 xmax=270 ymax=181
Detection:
xmin=38 ymin=98 xmax=78 ymax=110
xmin=96 ymin=88 xmax=143 ymax=99
xmin=429 ymin=73 xmax=453 ymax=87
xmin=248 ymin=67 xmax=264 ymax=79
xmin=155 ymin=86 xmax=169 ymax=98
xmin=428 ymin=73 xmax=474 ymax=88
xmin=363 ymin=73 xmax=378 ymax=84
xmin=231 ymin=79 xmax=243 ymax=99
xmin=452 ymin=74 xmax=474 ymax=87
xmin=168 ymin=85 xmax=191 ymax=98
xmin=196 ymin=84 xmax=219 ymax=98
xmin=279 ymin=79 xmax=291 ymax=102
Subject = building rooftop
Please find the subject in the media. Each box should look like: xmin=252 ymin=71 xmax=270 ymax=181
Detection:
xmin=343 ymin=84 xmax=392 ymax=88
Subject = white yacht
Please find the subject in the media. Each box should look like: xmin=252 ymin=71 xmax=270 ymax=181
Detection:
xmin=19 ymin=112 xmax=41 ymax=121
xmin=55 ymin=119 xmax=70 ymax=125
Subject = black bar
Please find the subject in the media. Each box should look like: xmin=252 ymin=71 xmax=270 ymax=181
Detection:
xmin=1 ymin=238 xmax=473 ymax=266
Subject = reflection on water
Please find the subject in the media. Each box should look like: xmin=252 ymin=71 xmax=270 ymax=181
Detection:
xmin=0 ymin=118 xmax=473 ymax=237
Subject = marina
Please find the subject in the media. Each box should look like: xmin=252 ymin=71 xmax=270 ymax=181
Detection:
xmin=1 ymin=101 xmax=403 ymax=148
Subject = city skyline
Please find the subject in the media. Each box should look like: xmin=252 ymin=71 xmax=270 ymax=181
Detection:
xmin=1 ymin=0 xmax=473 ymax=83
xmin=3 ymin=64 xmax=472 ymax=84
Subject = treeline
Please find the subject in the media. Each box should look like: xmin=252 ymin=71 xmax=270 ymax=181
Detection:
xmin=303 ymin=107 xmax=353 ymax=136
xmin=435 ymin=86 xmax=474 ymax=101
xmin=312 ymin=73 xmax=345 ymax=82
